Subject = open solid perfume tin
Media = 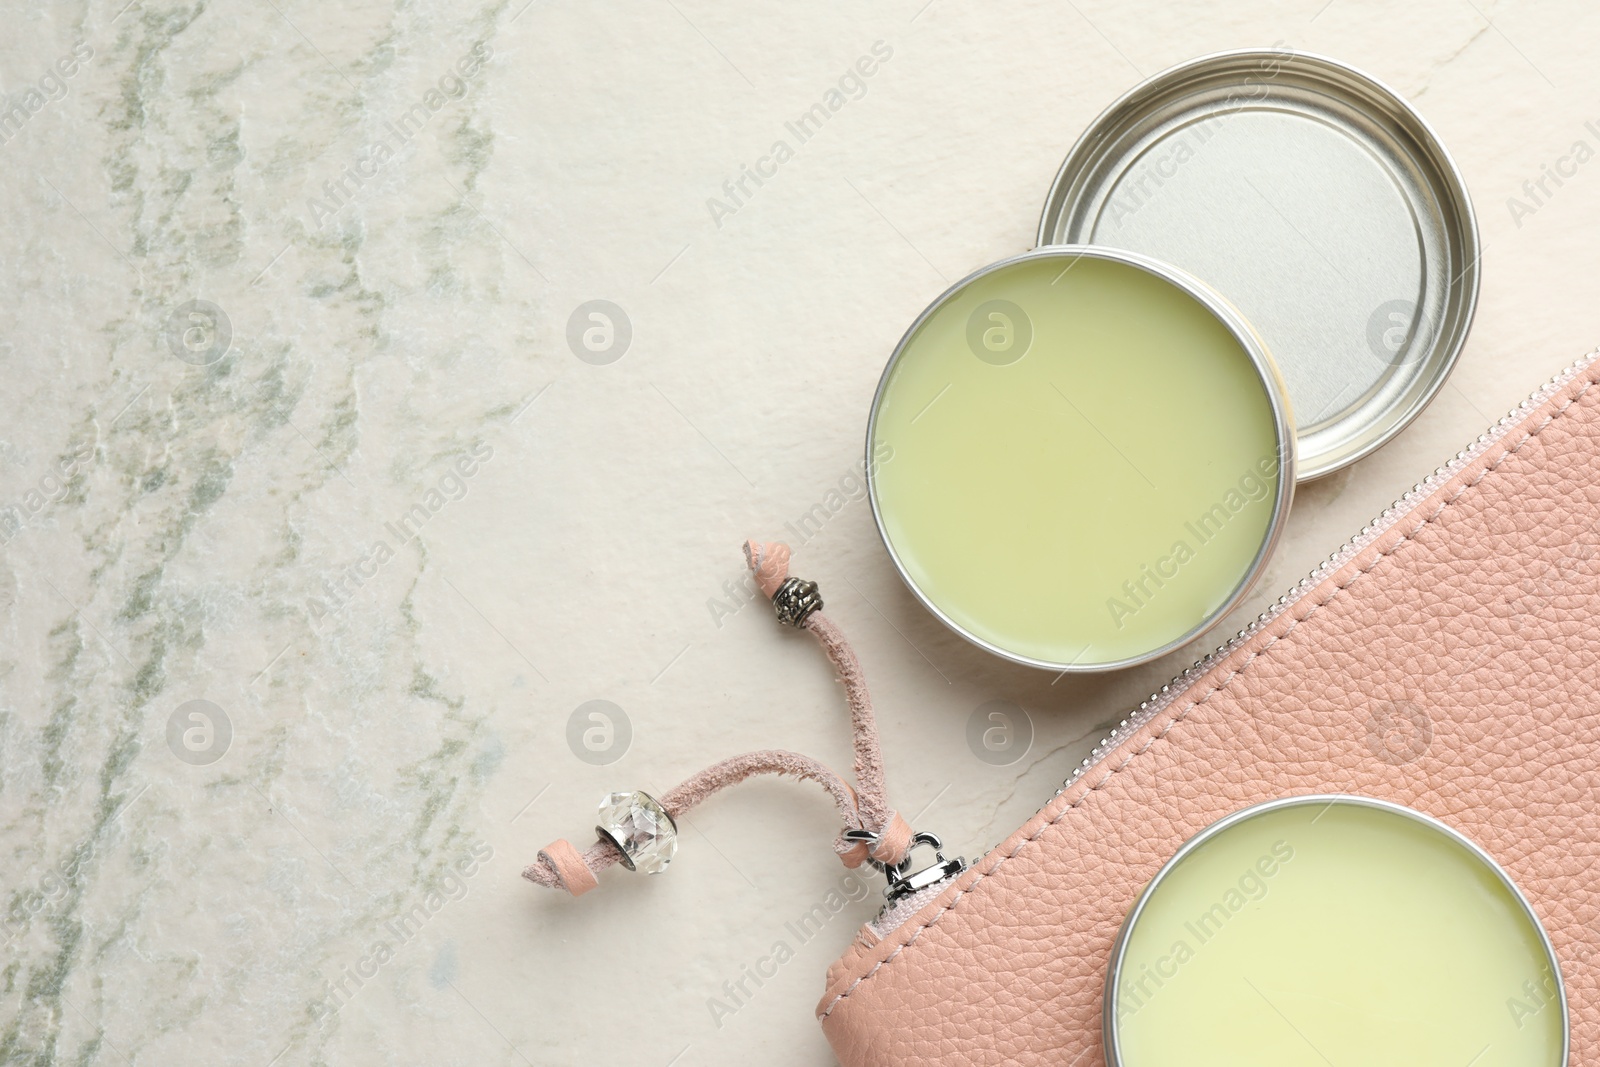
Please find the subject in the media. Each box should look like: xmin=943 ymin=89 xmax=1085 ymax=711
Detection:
xmin=1105 ymin=796 xmax=1567 ymax=1067
xmin=866 ymin=49 xmax=1479 ymax=672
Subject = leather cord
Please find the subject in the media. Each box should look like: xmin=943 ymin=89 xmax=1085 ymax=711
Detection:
xmin=523 ymin=541 xmax=909 ymax=895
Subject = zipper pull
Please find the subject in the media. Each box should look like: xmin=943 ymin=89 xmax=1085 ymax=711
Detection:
xmin=882 ymin=832 xmax=965 ymax=904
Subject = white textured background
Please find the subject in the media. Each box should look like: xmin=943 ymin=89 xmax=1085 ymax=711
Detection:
xmin=0 ymin=1 xmax=1595 ymax=1064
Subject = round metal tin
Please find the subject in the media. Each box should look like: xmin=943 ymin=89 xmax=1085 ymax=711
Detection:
xmin=865 ymin=245 xmax=1295 ymax=674
xmin=1104 ymin=795 xmax=1568 ymax=1067
xmin=1039 ymin=50 xmax=1480 ymax=480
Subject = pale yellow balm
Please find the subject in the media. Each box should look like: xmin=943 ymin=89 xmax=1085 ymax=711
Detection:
xmin=1110 ymin=797 xmax=1566 ymax=1067
xmin=868 ymin=249 xmax=1291 ymax=669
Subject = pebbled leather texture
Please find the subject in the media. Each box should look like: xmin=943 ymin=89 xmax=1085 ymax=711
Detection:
xmin=819 ymin=353 xmax=1600 ymax=1066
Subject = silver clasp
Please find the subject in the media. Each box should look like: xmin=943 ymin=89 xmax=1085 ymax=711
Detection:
xmin=841 ymin=827 xmax=890 ymax=874
xmin=882 ymin=831 xmax=965 ymax=904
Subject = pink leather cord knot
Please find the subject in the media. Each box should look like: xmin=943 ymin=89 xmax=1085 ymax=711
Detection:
xmin=744 ymin=540 xmax=791 ymax=597
xmin=523 ymin=540 xmax=909 ymax=894
xmin=868 ymin=813 xmax=913 ymax=867
xmin=525 ymin=837 xmax=623 ymax=892
xmin=537 ymin=839 xmax=600 ymax=896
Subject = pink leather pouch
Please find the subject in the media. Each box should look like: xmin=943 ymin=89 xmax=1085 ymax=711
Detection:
xmin=818 ymin=349 xmax=1600 ymax=1066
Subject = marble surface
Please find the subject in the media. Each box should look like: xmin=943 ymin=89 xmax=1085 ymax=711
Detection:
xmin=0 ymin=1 xmax=1596 ymax=1064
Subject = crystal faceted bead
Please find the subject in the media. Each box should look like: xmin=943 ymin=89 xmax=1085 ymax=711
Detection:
xmin=595 ymin=791 xmax=678 ymax=874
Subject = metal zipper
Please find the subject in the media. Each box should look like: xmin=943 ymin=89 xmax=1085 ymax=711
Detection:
xmin=1053 ymin=350 xmax=1598 ymax=800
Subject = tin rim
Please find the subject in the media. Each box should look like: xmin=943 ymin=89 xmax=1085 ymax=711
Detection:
xmin=864 ymin=245 xmax=1296 ymax=674
xmin=1102 ymin=794 xmax=1570 ymax=1067
xmin=1038 ymin=49 xmax=1480 ymax=481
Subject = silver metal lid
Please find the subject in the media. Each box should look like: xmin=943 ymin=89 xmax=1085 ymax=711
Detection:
xmin=1039 ymin=50 xmax=1480 ymax=480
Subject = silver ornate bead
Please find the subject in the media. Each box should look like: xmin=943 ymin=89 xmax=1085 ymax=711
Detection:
xmin=772 ymin=576 xmax=823 ymax=627
xmin=596 ymin=791 xmax=678 ymax=875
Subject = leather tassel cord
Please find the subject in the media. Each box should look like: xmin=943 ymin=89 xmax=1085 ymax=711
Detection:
xmin=523 ymin=541 xmax=912 ymax=897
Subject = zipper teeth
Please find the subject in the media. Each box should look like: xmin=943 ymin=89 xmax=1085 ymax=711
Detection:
xmin=1053 ymin=350 xmax=1600 ymax=801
